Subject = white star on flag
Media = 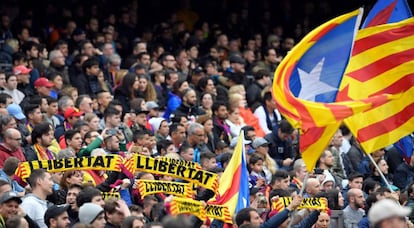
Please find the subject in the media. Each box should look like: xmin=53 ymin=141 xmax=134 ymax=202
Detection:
xmin=297 ymin=58 xmax=337 ymax=101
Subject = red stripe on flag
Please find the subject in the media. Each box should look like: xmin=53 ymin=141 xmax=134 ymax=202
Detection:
xmin=324 ymin=103 xmax=355 ymax=121
xmin=301 ymin=127 xmax=326 ymax=150
xmin=310 ymin=23 xmax=338 ymax=42
xmin=215 ymin=165 xmax=242 ymax=204
xmin=366 ymin=0 xmax=398 ymax=27
xmin=357 ymin=102 xmax=414 ymax=142
xmin=370 ymin=73 xmax=414 ymax=96
xmin=352 ymin=23 xmax=414 ymax=55
xmin=347 ymin=48 xmax=414 ymax=82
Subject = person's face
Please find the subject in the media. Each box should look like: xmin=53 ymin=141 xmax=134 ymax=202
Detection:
xmin=323 ymin=181 xmax=334 ymax=191
xmin=59 ymin=44 xmax=69 ymax=57
xmin=108 ymin=114 xmax=121 ymax=128
xmin=191 ymin=128 xmax=205 ymax=145
xmin=178 ymin=81 xmax=189 ymax=94
xmin=37 ymin=99 xmax=48 ymax=113
xmin=166 ymin=144 xmax=175 ymax=154
xmin=184 ymin=90 xmax=197 ymax=106
xmin=204 ymin=158 xmax=217 ymax=170
xmin=322 ymin=150 xmax=334 ymax=167
xmin=158 ymin=121 xmax=169 ymax=136
xmin=338 ymin=192 xmax=344 ymax=208
xmin=67 ymin=171 xmax=83 ymax=186
xmin=132 ymin=219 xmax=145 ymax=228
xmin=92 ymin=213 xmax=106 ymax=228
xmin=215 ymin=105 xmax=228 ymax=120
xmin=138 ymin=78 xmax=148 ymax=91
xmin=47 ymin=102 xmax=58 ymax=115
xmin=52 ymin=211 xmax=70 ymax=228
xmin=107 ymin=209 xmax=125 ymax=226
xmin=52 ymin=51 xmax=66 ymax=66
xmin=349 ymin=177 xmax=363 ymax=189
xmin=139 ymin=54 xmax=150 ymax=66
xmin=315 ymin=212 xmax=330 ymax=228
xmin=201 ymin=94 xmax=213 ymax=109
xmin=181 ymin=148 xmax=194 ymax=161
xmin=71 ymin=91 xmax=78 ymax=103
xmin=88 ymin=65 xmax=100 ymax=76
xmin=205 ymin=79 xmax=216 ymax=94
xmin=296 ymin=165 xmax=308 ymax=181
xmin=246 ymin=130 xmax=256 ymax=141
xmin=6 ymin=131 xmax=21 ymax=151
xmin=278 ymin=177 xmax=291 ymax=190
xmin=0 ymin=73 xmax=6 ymax=88
xmin=6 ymin=76 xmax=17 ymax=89
xmin=331 ymin=132 xmax=343 ymax=147
xmin=0 ymin=200 xmax=19 ymax=219
xmin=66 ymin=187 xmax=81 ymax=209
xmin=250 ymin=160 xmax=264 ymax=173
xmin=107 ymin=136 xmax=120 ymax=152
xmin=91 ymin=195 xmax=105 ymax=207
xmin=277 ymin=129 xmax=292 ymax=142
xmin=352 ymin=190 xmax=365 ymax=208
xmin=307 ymin=180 xmax=321 ymax=196
xmin=98 ymin=92 xmax=112 ymax=108
xmin=256 ymin=145 xmax=269 ymax=157
xmin=163 ymin=55 xmax=176 ymax=69
xmin=40 ymin=172 xmax=54 ymax=195
xmin=68 ymin=133 xmax=83 ymax=151
xmin=203 ymin=119 xmax=213 ymax=133
xmin=378 ymin=159 xmax=389 ymax=174
xmin=167 ymin=73 xmax=178 ymax=86
xmin=266 ymin=49 xmax=278 ymax=64
xmin=249 ymin=210 xmax=263 ymax=226
xmin=173 ymin=126 xmax=186 ymax=143
xmin=29 ymin=46 xmax=39 ymax=58
xmin=40 ymin=129 xmax=55 ymax=147
xmin=228 ymin=108 xmax=240 ymax=123
xmin=135 ymin=113 xmax=147 ymax=126
xmin=80 ymin=98 xmax=93 ymax=113
xmin=88 ymin=117 xmax=100 ymax=131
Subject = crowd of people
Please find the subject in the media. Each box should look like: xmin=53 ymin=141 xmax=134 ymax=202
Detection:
xmin=0 ymin=1 xmax=413 ymax=228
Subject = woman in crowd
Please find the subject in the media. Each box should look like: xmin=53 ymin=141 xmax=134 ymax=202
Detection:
xmin=137 ymin=75 xmax=157 ymax=102
xmin=199 ymin=92 xmax=214 ymax=116
xmin=196 ymin=114 xmax=215 ymax=153
xmin=114 ymin=73 xmax=143 ymax=112
xmin=163 ymin=79 xmax=189 ymax=120
xmin=225 ymin=105 xmax=245 ymax=138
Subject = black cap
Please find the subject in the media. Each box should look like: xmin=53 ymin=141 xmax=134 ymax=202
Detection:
xmin=229 ymin=55 xmax=246 ymax=65
xmin=44 ymin=205 xmax=70 ymax=226
xmin=134 ymin=108 xmax=149 ymax=115
xmin=0 ymin=191 xmax=22 ymax=204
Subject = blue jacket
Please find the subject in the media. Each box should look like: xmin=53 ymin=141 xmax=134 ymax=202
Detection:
xmin=261 ymin=208 xmax=319 ymax=228
xmin=0 ymin=169 xmax=24 ymax=193
xmin=163 ymin=92 xmax=181 ymax=120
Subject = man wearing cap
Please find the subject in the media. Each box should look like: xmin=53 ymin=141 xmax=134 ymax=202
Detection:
xmin=13 ymin=65 xmax=32 ymax=96
xmin=78 ymin=203 xmax=106 ymax=228
xmin=149 ymin=117 xmax=169 ymax=142
xmin=54 ymin=107 xmax=84 ymax=141
xmin=2 ymin=73 xmax=25 ymax=104
xmin=369 ymin=199 xmax=411 ymax=228
xmin=0 ymin=191 xmax=22 ymax=228
xmin=146 ymin=101 xmax=160 ymax=118
xmin=44 ymin=205 xmax=70 ymax=228
xmin=34 ymin=77 xmax=54 ymax=97
xmin=131 ymin=108 xmax=149 ymax=133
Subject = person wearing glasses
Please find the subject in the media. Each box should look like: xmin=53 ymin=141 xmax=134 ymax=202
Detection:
xmin=0 ymin=128 xmax=25 ymax=168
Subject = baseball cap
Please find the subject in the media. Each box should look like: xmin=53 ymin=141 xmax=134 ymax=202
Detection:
xmin=7 ymin=104 xmax=26 ymax=120
xmin=0 ymin=191 xmax=22 ymax=204
xmin=252 ymin=138 xmax=269 ymax=149
xmin=146 ymin=101 xmax=159 ymax=110
xmin=44 ymin=204 xmax=69 ymax=225
xmin=64 ymin=107 xmax=84 ymax=119
xmin=13 ymin=65 xmax=32 ymax=75
xmin=34 ymin=77 xmax=54 ymax=88
xmin=79 ymin=203 xmax=104 ymax=224
xmin=134 ymin=108 xmax=149 ymax=115
xmin=368 ymin=199 xmax=411 ymax=226
xmin=229 ymin=55 xmax=246 ymax=65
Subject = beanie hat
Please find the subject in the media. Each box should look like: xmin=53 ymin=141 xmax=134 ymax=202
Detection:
xmin=79 ymin=203 xmax=104 ymax=224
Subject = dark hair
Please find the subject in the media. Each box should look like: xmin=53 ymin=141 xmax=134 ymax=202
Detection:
xmin=363 ymin=179 xmax=380 ymax=195
xmin=178 ymin=144 xmax=192 ymax=155
xmin=197 ymin=77 xmax=212 ymax=91
xmin=319 ymin=189 xmax=342 ymax=210
xmin=122 ymin=216 xmax=142 ymax=228
xmin=24 ymin=104 xmax=40 ymax=117
xmin=128 ymin=204 xmax=143 ymax=213
xmin=132 ymin=129 xmax=150 ymax=143
xmin=269 ymin=189 xmax=291 ymax=202
xmin=82 ymin=57 xmax=99 ymax=73
xmin=64 ymin=129 xmax=81 ymax=144
xmin=254 ymin=69 xmax=270 ymax=80
xmin=5 ymin=72 xmax=16 ymax=82
xmin=169 ymin=123 xmax=184 ymax=135
xmin=3 ymin=157 xmax=20 ymax=176
xmin=171 ymin=79 xmax=187 ymax=95
xmin=241 ymin=126 xmax=255 ymax=140
xmin=31 ymin=122 xmax=52 ymax=144
xmin=200 ymin=151 xmax=216 ymax=163
xmin=21 ymin=41 xmax=38 ymax=54
xmin=279 ymin=120 xmax=294 ymax=134
xmin=27 ymin=169 xmax=48 ymax=188
xmin=348 ymin=172 xmax=364 ymax=182
xmin=104 ymin=198 xmax=118 ymax=214
xmin=104 ymin=106 xmax=121 ymax=121
xmin=46 ymin=96 xmax=58 ymax=105
xmin=249 ymin=153 xmax=264 ymax=166
xmin=235 ymin=208 xmax=256 ymax=226
xmin=0 ymin=93 xmax=12 ymax=105
xmin=73 ymin=120 xmax=89 ymax=131
xmin=76 ymin=187 xmax=102 ymax=208
xmin=75 ymin=95 xmax=91 ymax=108
xmin=118 ymin=73 xmax=138 ymax=98
xmin=270 ymin=170 xmax=290 ymax=185
xmin=212 ymin=101 xmax=227 ymax=113
xmin=156 ymin=139 xmax=173 ymax=155
xmin=5 ymin=215 xmax=26 ymax=228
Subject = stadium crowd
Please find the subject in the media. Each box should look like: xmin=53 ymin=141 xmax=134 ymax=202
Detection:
xmin=0 ymin=0 xmax=413 ymax=228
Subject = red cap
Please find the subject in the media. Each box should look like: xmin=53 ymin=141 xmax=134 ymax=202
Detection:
xmin=13 ymin=65 xmax=32 ymax=75
xmin=34 ymin=77 xmax=54 ymax=88
xmin=64 ymin=107 xmax=84 ymax=119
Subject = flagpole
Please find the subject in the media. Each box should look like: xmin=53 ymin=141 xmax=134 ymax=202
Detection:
xmin=287 ymin=128 xmax=308 ymax=228
xmin=367 ymin=154 xmax=394 ymax=192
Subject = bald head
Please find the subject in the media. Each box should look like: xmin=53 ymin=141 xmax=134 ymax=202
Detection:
xmin=4 ymin=128 xmax=20 ymax=138
xmin=4 ymin=128 xmax=21 ymax=151
xmin=305 ymin=178 xmax=321 ymax=197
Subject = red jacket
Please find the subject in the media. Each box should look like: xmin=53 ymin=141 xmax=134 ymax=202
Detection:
xmin=0 ymin=143 xmax=26 ymax=168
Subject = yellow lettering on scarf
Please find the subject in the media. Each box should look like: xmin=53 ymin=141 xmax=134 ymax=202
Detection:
xmin=272 ymin=197 xmax=328 ymax=211
xmin=101 ymin=192 xmax=120 ymax=200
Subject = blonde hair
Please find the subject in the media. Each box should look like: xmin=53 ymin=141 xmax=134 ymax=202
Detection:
xmin=265 ymin=154 xmax=277 ymax=174
xmin=83 ymin=112 xmax=98 ymax=122
xmin=228 ymin=84 xmax=245 ymax=97
xmin=228 ymin=93 xmax=243 ymax=109
xmin=115 ymin=69 xmax=128 ymax=86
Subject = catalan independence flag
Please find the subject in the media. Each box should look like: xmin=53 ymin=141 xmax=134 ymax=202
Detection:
xmin=213 ymin=132 xmax=249 ymax=223
xmin=339 ymin=17 xmax=414 ymax=153
xmin=272 ymin=9 xmax=390 ymax=171
xmin=362 ymin=0 xmax=412 ymax=28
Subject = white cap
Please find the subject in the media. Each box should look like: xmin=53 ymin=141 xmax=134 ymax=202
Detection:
xmin=368 ymin=199 xmax=411 ymax=226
